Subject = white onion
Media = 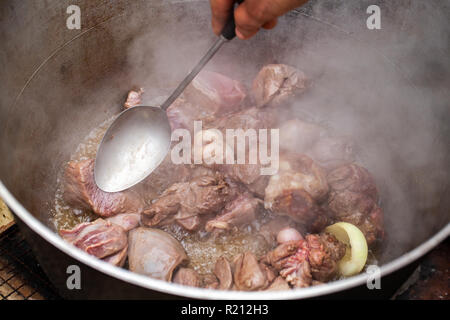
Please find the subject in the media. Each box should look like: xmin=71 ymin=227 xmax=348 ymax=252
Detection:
xmin=325 ymin=222 xmax=368 ymax=277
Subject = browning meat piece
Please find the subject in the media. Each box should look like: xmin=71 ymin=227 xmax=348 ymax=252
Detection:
xmin=252 ymin=64 xmax=308 ymax=108
xmin=233 ymin=252 xmax=268 ymax=291
xmin=202 ymin=274 xmax=219 ymax=289
xmin=166 ymin=97 xmax=215 ymax=132
xmin=103 ymin=245 xmax=128 ymax=267
xmin=142 ymin=174 xmax=232 ymax=231
xmin=265 ymin=154 xmax=329 ymax=204
xmin=123 ymin=88 xmax=144 ymax=109
xmin=326 ymin=164 xmax=384 ymax=246
xmin=266 ymin=276 xmax=290 ymax=291
xmin=106 ymin=213 xmax=141 ymax=232
xmin=173 ymin=268 xmax=201 ymax=287
xmin=60 ymin=219 xmax=127 ymax=265
xmin=167 ymin=71 xmax=247 ymax=132
xmin=184 ymin=70 xmax=247 ymax=114
xmin=327 ymin=164 xmax=379 ymax=201
xmin=309 ymin=136 xmax=355 ymax=172
xmin=64 ymin=159 xmax=144 ymax=217
xmin=205 ymin=193 xmax=263 ymax=233
xmin=128 ymin=228 xmax=188 ymax=281
xmin=307 ymin=233 xmax=346 ymax=282
xmin=263 ymin=233 xmax=345 ymax=288
xmin=264 ymin=154 xmax=329 ymax=231
xmin=139 ymin=154 xmax=192 ymax=202
xmin=214 ymin=257 xmax=233 ymax=290
xmin=212 ymin=106 xmax=276 ymax=132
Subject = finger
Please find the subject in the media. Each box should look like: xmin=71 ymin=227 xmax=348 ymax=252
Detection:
xmin=234 ymin=2 xmax=266 ymax=39
xmin=262 ymin=18 xmax=278 ymax=30
xmin=210 ymin=0 xmax=235 ymax=35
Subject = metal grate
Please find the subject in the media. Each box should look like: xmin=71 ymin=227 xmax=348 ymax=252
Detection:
xmin=0 ymin=225 xmax=61 ymax=300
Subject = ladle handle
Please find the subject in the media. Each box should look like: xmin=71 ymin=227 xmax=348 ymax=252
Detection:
xmin=220 ymin=0 xmax=245 ymax=40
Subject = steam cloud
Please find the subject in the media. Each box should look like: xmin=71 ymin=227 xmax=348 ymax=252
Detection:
xmin=124 ymin=0 xmax=450 ymax=261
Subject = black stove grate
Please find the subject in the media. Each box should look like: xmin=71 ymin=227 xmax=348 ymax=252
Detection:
xmin=0 ymin=225 xmax=61 ymax=300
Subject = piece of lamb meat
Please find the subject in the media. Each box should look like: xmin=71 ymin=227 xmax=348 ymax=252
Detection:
xmin=103 ymin=245 xmax=128 ymax=267
xmin=139 ymin=154 xmax=192 ymax=202
xmin=327 ymin=163 xmax=379 ymax=201
xmin=309 ymin=136 xmax=355 ymax=172
xmin=185 ymin=70 xmax=247 ymax=114
xmin=266 ymin=276 xmax=290 ymax=291
xmin=264 ymin=154 xmax=329 ymax=232
xmin=252 ymin=64 xmax=308 ymax=108
xmin=142 ymin=174 xmax=233 ymax=231
xmin=214 ymin=257 xmax=233 ymax=290
xmin=166 ymin=71 xmax=247 ymax=132
xmin=166 ymin=97 xmax=216 ymax=132
xmin=173 ymin=268 xmax=201 ymax=287
xmin=233 ymin=252 xmax=268 ymax=291
xmin=205 ymin=193 xmax=263 ymax=233
xmin=326 ymin=164 xmax=384 ymax=246
xmin=123 ymin=88 xmax=144 ymax=109
xmin=128 ymin=227 xmax=188 ymax=281
xmin=262 ymin=233 xmax=345 ymax=288
xmin=64 ymin=159 xmax=144 ymax=217
xmin=106 ymin=213 xmax=141 ymax=232
xmin=202 ymin=274 xmax=219 ymax=289
xmin=60 ymin=219 xmax=128 ymax=265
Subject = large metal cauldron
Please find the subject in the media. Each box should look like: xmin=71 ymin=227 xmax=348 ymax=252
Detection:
xmin=0 ymin=0 xmax=449 ymax=299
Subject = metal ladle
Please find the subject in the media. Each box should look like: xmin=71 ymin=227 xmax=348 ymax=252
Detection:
xmin=94 ymin=2 xmax=243 ymax=192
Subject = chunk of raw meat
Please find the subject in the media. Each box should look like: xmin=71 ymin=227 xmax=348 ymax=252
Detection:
xmin=142 ymin=174 xmax=232 ymax=231
xmin=252 ymin=64 xmax=307 ymax=108
xmin=64 ymin=159 xmax=144 ymax=217
xmin=166 ymin=97 xmax=215 ymax=132
xmin=103 ymin=245 xmax=128 ymax=267
xmin=262 ymin=233 xmax=345 ymax=288
xmin=214 ymin=257 xmax=233 ymax=290
xmin=233 ymin=252 xmax=268 ymax=291
xmin=309 ymin=137 xmax=355 ymax=171
xmin=128 ymin=228 xmax=188 ymax=281
xmin=307 ymin=233 xmax=346 ymax=282
xmin=185 ymin=70 xmax=247 ymax=114
xmin=327 ymin=164 xmax=379 ymax=201
xmin=326 ymin=164 xmax=384 ymax=246
xmin=60 ymin=219 xmax=127 ymax=263
xmin=266 ymin=276 xmax=290 ymax=291
xmin=202 ymin=274 xmax=219 ymax=289
xmin=139 ymin=154 xmax=192 ymax=202
xmin=264 ymin=154 xmax=329 ymax=232
xmin=106 ymin=213 xmax=140 ymax=232
xmin=166 ymin=71 xmax=246 ymax=132
xmin=123 ymin=88 xmax=144 ymax=109
xmin=173 ymin=268 xmax=201 ymax=287
xmin=211 ymin=106 xmax=276 ymax=131
xmin=205 ymin=193 xmax=263 ymax=233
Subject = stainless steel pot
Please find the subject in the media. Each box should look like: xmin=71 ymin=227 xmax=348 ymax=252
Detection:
xmin=0 ymin=0 xmax=449 ymax=299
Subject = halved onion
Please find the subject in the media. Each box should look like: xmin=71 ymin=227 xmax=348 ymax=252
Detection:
xmin=325 ymin=222 xmax=368 ymax=277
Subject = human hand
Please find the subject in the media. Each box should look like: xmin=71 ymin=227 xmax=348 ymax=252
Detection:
xmin=210 ymin=0 xmax=309 ymax=39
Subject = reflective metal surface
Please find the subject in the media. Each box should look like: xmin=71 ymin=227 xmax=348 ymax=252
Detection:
xmin=0 ymin=0 xmax=449 ymax=299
